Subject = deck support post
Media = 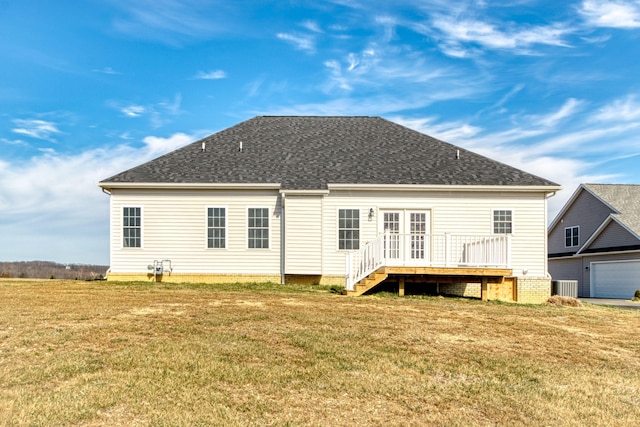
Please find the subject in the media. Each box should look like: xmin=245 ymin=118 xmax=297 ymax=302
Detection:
xmin=399 ymin=276 xmax=405 ymax=296
xmin=481 ymin=277 xmax=489 ymax=301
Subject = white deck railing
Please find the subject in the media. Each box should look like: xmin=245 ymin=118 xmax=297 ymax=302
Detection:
xmin=345 ymin=232 xmax=511 ymax=291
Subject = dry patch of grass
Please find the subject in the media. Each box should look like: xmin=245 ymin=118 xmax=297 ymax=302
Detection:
xmin=1 ymin=279 xmax=639 ymax=426
xmin=545 ymin=295 xmax=583 ymax=307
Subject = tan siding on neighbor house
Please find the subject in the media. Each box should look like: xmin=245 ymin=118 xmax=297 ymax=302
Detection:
xmin=284 ymin=195 xmax=323 ymax=274
xmin=548 ymin=189 xmax=614 ymax=254
xmin=587 ymin=220 xmax=640 ymax=250
xmin=109 ymin=189 xmax=281 ymax=275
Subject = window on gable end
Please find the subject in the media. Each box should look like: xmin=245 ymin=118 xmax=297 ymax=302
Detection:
xmin=565 ymin=226 xmax=579 ymax=247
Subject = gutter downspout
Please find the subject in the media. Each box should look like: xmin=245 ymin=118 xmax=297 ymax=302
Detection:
xmin=280 ymin=192 xmax=285 ymax=285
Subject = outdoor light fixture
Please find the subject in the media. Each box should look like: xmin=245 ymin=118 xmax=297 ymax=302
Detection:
xmin=369 ymin=208 xmax=375 ymax=220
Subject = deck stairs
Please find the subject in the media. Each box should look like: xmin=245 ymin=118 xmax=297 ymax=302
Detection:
xmin=344 ymin=267 xmax=388 ymax=296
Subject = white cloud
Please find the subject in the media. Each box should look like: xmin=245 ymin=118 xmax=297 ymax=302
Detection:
xmin=12 ymin=119 xmax=61 ymax=141
xmin=121 ymin=105 xmax=146 ymax=117
xmin=276 ymin=32 xmax=316 ymax=52
xmin=390 ymin=116 xmax=482 ymax=143
xmin=534 ymin=98 xmax=584 ymax=128
xmin=579 ymin=0 xmax=640 ymax=28
xmin=301 ymin=20 xmax=322 ymax=33
xmin=594 ymin=94 xmax=640 ymax=122
xmin=1 ymin=137 xmax=27 ymax=146
xmin=0 ymin=132 xmax=196 ymax=264
xmin=423 ymin=15 xmax=572 ymax=57
xmin=142 ymin=133 xmax=195 ymax=157
xmin=92 ymin=66 xmax=122 ymax=75
xmin=109 ymin=0 xmax=234 ymax=45
xmin=194 ymin=70 xmax=227 ymax=80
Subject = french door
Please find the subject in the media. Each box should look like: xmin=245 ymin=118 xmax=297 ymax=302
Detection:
xmin=380 ymin=210 xmax=430 ymax=266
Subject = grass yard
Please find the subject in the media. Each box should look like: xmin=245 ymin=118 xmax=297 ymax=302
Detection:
xmin=1 ymin=280 xmax=639 ymax=426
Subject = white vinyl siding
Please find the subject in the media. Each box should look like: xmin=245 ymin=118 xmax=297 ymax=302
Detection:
xmin=321 ymin=190 xmax=548 ymax=278
xmin=109 ymin=188 xmax=549 ymax=280
xmin=109 ymin=189 xmax=281 ymax=274
xmin=284 ymin=195 xmax=323 ymax=274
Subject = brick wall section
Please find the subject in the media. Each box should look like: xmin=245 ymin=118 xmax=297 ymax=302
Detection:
xmin=516 ymin=276 xmax=551 ymax=304
xmin=285 ymin=275 xmax=345 ymax=286
xmin=439 ymin=282 xmax=481 ymax=298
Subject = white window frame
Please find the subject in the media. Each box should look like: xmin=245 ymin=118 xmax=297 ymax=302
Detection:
xmin=247 ymin=207 xmax=270 ymax=249
xmin=564 ymin=225 xmax=579 ymax=248
xmin=206 ymin=206 xmax=227 ymax=249
xmin=492 ymin=209 xmax=513 ymax=234
xmin=338 ymin=208 xmax=360 ymax=250
xmin=122 ymin=206 xmax=143 ymax=249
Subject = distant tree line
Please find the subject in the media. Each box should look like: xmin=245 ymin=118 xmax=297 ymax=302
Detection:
xmin=0 ymin=261 xmax=109 ymax=280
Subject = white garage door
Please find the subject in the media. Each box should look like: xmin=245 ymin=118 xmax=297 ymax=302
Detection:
xmin=592 ymin=260 xmax=640 ymax=298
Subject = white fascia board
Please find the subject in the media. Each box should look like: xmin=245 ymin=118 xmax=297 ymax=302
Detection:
xmin=327 ymin=183 xmax=562 ymax=193
xmin=98 ymin=182 xmax=282 ymax=190
xmin=279 ymin=189 xmax=330 ymax=196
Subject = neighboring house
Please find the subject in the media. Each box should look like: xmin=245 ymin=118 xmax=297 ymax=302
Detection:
xmin=99 ymin=116 xmax=560 ymax=303
xmin=548 ymin=184 xmax=640 ymax=298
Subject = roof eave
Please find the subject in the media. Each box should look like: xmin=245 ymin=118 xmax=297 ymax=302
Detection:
xmin=327 ymin=183 xmax=562 ymax=193
xmin=98 ymin=182 xmax=282 ymax=191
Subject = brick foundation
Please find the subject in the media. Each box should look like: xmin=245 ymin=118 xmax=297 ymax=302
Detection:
xmin=284 ymin=275 xmax=345 ymax=287
xmin=515 ymin=276 xmax=551 ymax=304
xmin=107 ymin=272 xmax=346 ymax=287
xmin=438 ymin=282 xmax=481 ymax=298
xmin=106 ymin=272 xmax=282 ymax=284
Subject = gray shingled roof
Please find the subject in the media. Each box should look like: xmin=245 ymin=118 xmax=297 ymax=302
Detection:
xmin=583 ymin=183 xmax=640 ymax=237
xmin=100 ymin=116 xmax=558 ymax=190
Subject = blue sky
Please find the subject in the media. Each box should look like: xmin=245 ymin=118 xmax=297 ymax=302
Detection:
xmin=1 ymin=0 xmax=640 ymax=264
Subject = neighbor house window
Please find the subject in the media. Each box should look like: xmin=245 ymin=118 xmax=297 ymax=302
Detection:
xmin=493 ymin=210 xmax=512 ymax=234
xmin=123 ymin=207 xmax=141 ymax=248
xmin=339 ymin=209 xmax=360 ymax=250
xmin=207 ymin=207 xmax=226 ymax=249
xmin=565 ymin=226 xmax=579 ymax=247
xmin=248 ymin=208 xmax=269 ymax=249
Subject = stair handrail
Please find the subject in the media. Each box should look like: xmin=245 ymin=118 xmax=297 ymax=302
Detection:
xmin=345 ymin=232 xmax=387 ymax=291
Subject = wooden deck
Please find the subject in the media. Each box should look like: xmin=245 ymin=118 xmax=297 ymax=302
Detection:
xmin=345 ymin=266 xmax=514 ymax=300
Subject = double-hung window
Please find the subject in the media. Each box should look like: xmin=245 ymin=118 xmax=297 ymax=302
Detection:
xmin=248 ymin=208 xmax=269 ymax=249
xmin=493 ymin=209 xmax=512 ymax=234
xmin=338 ymin=209 xmax=360 ymax=250
xmin=207 ymin=207 xmax=226 ymax=248
xmin=123 ymin=207 xmax=141 ymax=248
xmin=565 ymin=226 xmax=579 ymax=247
